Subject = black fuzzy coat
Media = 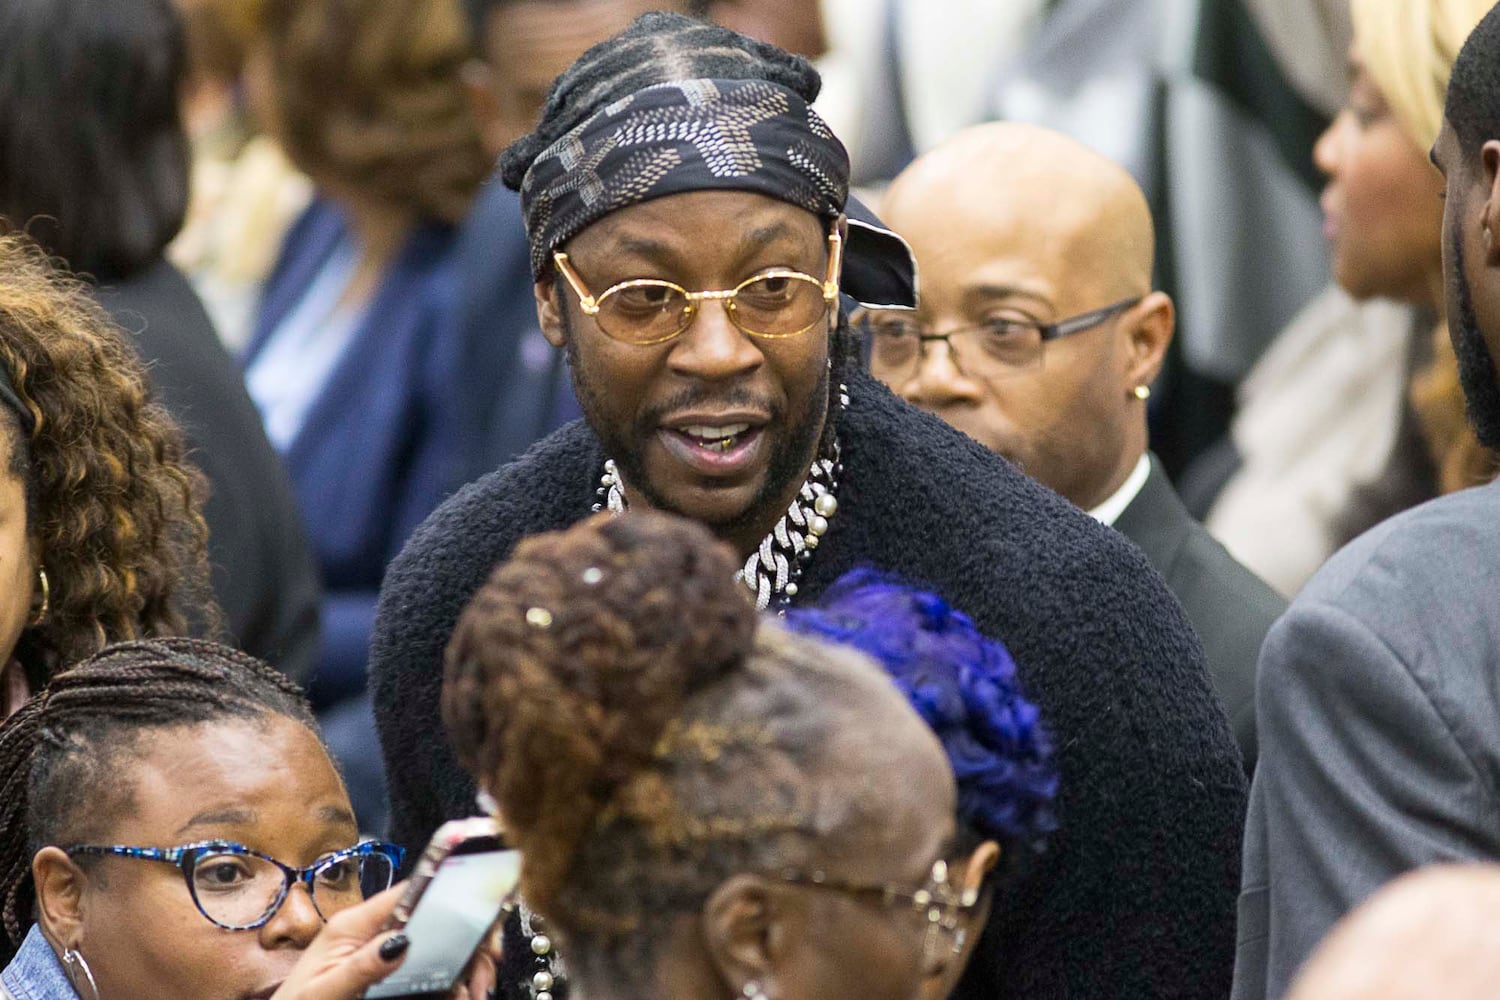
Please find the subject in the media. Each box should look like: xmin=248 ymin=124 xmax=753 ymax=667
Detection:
xmin=370 ymin=370 xmax=1247 ymax=999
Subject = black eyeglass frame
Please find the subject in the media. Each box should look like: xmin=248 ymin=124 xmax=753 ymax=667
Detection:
xmin=858 ymin=295 xmax=1144 ymax=374
xmin=65 ymin=839 xmax=406 ymax=931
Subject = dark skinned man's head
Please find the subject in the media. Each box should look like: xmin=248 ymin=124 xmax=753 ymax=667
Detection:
xmin=499 ymin=13 xmax=857 ymax=558
xmin=869 ymin=123 xmax=1173 ymax=510
xmin=1431 ymin=3 xmax=1500 ymax=451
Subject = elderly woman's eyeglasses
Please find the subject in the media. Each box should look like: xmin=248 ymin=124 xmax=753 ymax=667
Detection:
xmin=777 ymin=859 xmax=977 ymax=968
xmin=66 ymin=840 xmax=405 ymax=931
xmin=552 ymin=231 xmax=844 ymax=346
xmin=857 ymin=296 xmax=1142 ymax=381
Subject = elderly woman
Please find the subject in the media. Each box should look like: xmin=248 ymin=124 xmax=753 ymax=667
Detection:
xmin=0 ymin=235 xmax=215 ymax=717
xmin=442 ymin=511 xmax=964 ymax=1000
xmin=478 ymin=562 xmax=1061 ymax=1000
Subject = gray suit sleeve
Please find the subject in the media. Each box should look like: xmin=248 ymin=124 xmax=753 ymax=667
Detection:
xmin=1235 ymin=599 xmax=1494 ymax=1000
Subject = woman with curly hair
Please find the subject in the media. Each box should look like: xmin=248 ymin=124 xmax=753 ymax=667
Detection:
xmin=0 ymin=234 xmax=215 ymax=717
xmin=240 ymin=0 xmax=496 ymax=826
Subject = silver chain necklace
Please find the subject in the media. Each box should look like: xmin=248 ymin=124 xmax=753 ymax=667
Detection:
xmin=592 ymin=382 xmax=848 ymax=612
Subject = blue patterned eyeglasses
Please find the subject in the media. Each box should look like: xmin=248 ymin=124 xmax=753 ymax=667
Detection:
xmin=66 ymin=840 xmax=405 ymax=930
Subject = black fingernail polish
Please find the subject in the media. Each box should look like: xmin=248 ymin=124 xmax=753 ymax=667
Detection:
xmin=379 ymin=934 xmax=410 ymax=961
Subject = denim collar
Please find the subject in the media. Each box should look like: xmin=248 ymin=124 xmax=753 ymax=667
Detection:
xmin=1 ymin=926 xmax=78 ymax=1000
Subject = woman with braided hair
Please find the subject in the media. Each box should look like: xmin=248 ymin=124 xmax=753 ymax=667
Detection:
xmin=442 ymin=510 xmax=964 ymax=1000
xmin=0 ymin=235 xmax=217 ymax=718
xmin=0 ymin=637 xmax=409 ymax=999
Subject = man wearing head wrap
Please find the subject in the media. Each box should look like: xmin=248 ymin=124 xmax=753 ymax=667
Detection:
xmin=455 ymin=0 xmax=831 ymax=474
xmin=371 ymin=13 xmax=1246 ymax=1000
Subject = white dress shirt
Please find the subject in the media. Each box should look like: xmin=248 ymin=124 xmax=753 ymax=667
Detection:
xmin=1088 ymin=452 xmax=1152 ymax=527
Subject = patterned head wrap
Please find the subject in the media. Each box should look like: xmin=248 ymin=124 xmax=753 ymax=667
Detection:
xmin=519 ymin=77 xmax=917 ymax=309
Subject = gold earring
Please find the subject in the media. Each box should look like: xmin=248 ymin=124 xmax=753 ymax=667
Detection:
xmin=28 ymin=568 xmax=48 ymax=627
xmin=1132 ymin=385 xmax=1151 ymax=401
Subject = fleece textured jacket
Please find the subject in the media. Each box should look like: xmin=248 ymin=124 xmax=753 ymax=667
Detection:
xmin=370 ymin=369 xmax=1247 ymax=1000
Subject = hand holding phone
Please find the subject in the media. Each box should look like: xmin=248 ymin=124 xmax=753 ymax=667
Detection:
xmin=365 ymin=818 xmax=521 ymax=1000
xmin=269 ymin=887 xmax=411 ymax=1000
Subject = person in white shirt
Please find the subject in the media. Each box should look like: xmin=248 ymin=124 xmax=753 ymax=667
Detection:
xmin=864 ymin=121 xmax=1284 ymax=770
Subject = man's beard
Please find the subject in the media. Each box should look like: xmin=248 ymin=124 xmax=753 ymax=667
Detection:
xmin=563 ymin=314 xmax=831 ymax=536
xmin=1448 ymin=230 xmax=1500 ymax=450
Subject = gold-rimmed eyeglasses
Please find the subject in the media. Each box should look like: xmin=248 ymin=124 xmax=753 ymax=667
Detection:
xmin=552 ymin=231 xmax=844 ymax=346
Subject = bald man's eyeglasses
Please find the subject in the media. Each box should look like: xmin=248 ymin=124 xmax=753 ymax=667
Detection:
xmin=857 ymin=296 xmax=1141 ymax=380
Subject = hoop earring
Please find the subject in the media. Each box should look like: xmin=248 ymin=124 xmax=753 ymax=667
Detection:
xmin=1132 ymin=385 xmax=1151 ymax=401
xmin=62 ymin=947 xmax=101 ymax=1000
xmin=28 ymin=568 xmax=48 ymax=627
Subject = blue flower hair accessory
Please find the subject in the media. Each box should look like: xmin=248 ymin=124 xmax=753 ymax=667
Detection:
xmin=784 ymin=569 xmax=1058 ymax=847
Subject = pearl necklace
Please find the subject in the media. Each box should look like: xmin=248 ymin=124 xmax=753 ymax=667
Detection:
xmin=518 ymin=902 xmax=563 ymax=1000
xmin=592 ymin=383 xmax=847 ymax=612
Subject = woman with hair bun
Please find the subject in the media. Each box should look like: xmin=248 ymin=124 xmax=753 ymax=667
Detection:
xmin=0 ymin=234 xmax=215 ymax=717
xmin=442 ymin=511 xmax=965 ymax=1000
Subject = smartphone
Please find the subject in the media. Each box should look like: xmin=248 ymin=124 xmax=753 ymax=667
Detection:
xmin=365 ymin=817 xmax=520 ymax=1000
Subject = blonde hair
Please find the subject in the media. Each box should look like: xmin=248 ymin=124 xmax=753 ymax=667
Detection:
xmin=1355 ymin=0 xmax=1500 ymax=493
xmin=1351 ymin=0 xmax=1492 ymax=150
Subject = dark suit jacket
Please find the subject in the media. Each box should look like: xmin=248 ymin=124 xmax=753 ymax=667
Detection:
xmin=247 ymin=199 xmax=499 ymax=701
xmin=1233 ymin=479 xmax=1500 ymax=1000
xmin=454 ymin=179 xmax=579 ymax=470
xmin=95 ymin=258 xmax=321 ymax=682
xmin=1115 ymin=454 xmax=1286 ymax=771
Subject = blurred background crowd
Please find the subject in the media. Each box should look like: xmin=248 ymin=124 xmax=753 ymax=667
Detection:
xmin=0 ymin=0 xmax=1476 ymax=851
xmin=0 ymin=0 xmax=1496 ymax=998
xmin=0 ymin=0 xmax=1490 ymax=831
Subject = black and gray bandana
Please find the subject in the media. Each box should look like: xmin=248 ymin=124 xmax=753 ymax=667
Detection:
xmin=519 ymin=77 xmax=917 ymax=309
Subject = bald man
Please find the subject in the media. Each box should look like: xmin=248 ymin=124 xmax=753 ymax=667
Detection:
xmin=1286 ymin=866 xmax=1500 ymax=1000
xmin=867 ymin=122 xmax=1284 ymax=768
